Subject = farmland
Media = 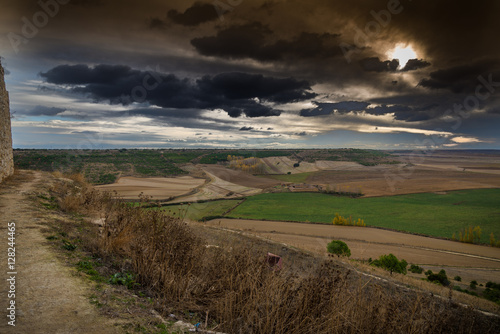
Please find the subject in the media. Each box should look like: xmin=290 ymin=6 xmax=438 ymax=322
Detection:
xmin=13 ymin=148 xmax=399 ymax=184
xmin=95 ymin=176 xmax=205 ymax=200
xmin=225 ymin=190 xmax=500 ymax=243
xmin=160 ymin=199 xmax=244 ymax=221
xmin=11 ymin=149 xmax=500 ymax=323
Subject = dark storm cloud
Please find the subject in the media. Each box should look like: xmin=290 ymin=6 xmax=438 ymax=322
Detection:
xmin=167 ymin=2 xmax=219 ymax=26
xmin=25 ymin=105 xmax=66 ymax=116
xmin=401 ymin=59 xmax=431 ymax=72
xmin=300 ymin=101 xmax=370 ymax=117
xmin=365 ymin=104 xmax=411 ymax=116
xmin=300 ymin=98 xmax=447 ymax=122
xmin=40 ymin=64 xmax=314 ymax=118
xmin=69 ymin=0 xmax=102 ymax=7
xmin=149 ymin=18 xmax=166 ymax=30
xmin=359 ymin=57 xmax=398 ymax=72
xmin=191 ymin=22 xmax=342 ymax=61
xmin=419 ymin=59 xmax=500 ymax=93
xmin=197 ymin=72 xmax=317 ymax=102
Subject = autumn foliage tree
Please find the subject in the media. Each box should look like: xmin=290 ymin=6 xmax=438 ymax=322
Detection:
xmin=332 ymin=213 xmax=365 ymax=227
xmin=227 ymin=155 xmax=265 ymax=174
xmin=452 ymin=226 xmax=482 ymax=244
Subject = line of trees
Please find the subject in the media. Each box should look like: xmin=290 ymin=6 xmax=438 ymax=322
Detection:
xmin=451 ymin=226 xmax=482 ymax=244
xmin=332 ymin=213 xmax=366 ymax=227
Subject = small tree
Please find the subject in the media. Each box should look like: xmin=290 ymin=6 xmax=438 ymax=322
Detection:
xmin=326 ymin=240 xmax=351 ymax=258
xmin=371 ymin=253 xmax=408 ymax=275
xmin=426 ymin=269 xmax=450 ymax=286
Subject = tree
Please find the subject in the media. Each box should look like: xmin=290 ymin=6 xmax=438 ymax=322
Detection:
xmin=326 ymin=240 xmax=351 ymax=258
xmin=371 ymin=254 xmax=408 ymax=275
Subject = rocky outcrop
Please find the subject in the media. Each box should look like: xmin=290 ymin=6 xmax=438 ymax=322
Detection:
xmin=0 ymin=62 xmax=14 ymax=183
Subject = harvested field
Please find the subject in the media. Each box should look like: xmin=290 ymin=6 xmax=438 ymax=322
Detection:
xmin=95 ymin=176 xmax=204 ymax=200
xmin=308 ymin=167 xmax=500 ymax=197
xmin=201 ymin=164 xmax=280 ymax=188
xmin=207 ymin=218 xmax=500 ymax=283
xmin=169 ymin=169 xmax=262 ymax=203
xmin=260 ymin=151 xmax=500 ymax=197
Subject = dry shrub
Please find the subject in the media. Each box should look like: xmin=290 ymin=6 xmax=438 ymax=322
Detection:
xmin=51 ymin=170 xmax=63 ymax=178
xmin=100 ymin=201 xmax=500 ymax=333
xmin=50 ymin=173 xmax=111 ymax=214
xmin=49 ymin=175 xmax=500 ymax=333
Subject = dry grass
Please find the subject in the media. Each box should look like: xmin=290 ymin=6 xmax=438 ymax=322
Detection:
xmin=49 ymin=173 xmax=500 ymax=333
xmin=350 ymin=261 xmax=500 ymax=315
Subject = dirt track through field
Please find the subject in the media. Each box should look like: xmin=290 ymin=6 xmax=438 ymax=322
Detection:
xmin=0 ymin=171 xmax=122 ymax=333
xmin=207 ymin=219 xmax=500 ymax=270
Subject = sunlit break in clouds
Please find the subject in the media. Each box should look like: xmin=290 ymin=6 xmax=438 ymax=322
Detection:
xmin=0 ymin=0 xmax=499 ymax=149
xmin=388 ymin=44 xmax=417 ymax=69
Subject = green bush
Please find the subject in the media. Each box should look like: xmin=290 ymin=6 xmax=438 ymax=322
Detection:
xmin=454 ymin=275 xmax=462 ymax=282
xmin=371 ymin=254 xmax=407 ymax=275
xmin=426 ymin=269 xmax=450 ymax=287
xmin=470 ymin=280 xmax=478 ymax=289
xmin=326 ymin=240 xmax=351 ymax=258
xmin=409 ymin=264 xmax=423 ymax=274
xmin=483 ymin=288 xmax=500 ymax=304
xmin=453 ymin=286 xmax=479 ymax=297
xmin=486 ymin=281 xmax=500 ymax=290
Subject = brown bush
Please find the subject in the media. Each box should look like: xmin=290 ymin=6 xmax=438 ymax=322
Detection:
xmin=51 ymin=174 xmax=500 ymax=333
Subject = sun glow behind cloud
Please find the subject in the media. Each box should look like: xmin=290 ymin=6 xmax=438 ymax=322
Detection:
xmin=388 ymin=44 xmax=417 ymax=68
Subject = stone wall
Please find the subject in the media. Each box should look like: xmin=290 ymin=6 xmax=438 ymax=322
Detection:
xmin=0 ymin=62 xmax=14 ymax=183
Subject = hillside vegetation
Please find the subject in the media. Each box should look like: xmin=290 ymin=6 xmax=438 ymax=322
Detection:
xmin=14 ymin=148 xmax=399 ymax=184
xmin=43 ymin=174 xmax=500 ymax=333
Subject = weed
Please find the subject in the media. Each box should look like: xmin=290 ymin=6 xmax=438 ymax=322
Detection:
xmin=61 ymin=239 xmax=77 ymax=251
xmin=109 ymin=273 xmax=140 ymax=289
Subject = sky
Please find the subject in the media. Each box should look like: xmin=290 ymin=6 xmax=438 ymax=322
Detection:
xmin=1 ymin=0 xmax=499 ymax=149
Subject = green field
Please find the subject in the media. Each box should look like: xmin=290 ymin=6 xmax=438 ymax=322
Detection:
xmin=263 ymin=172 xmax=313 ymax=183
xmin=160 ymin=199 xmax=244 ymax=221
xmin=225 ymin=189 xmax=500 ymax=243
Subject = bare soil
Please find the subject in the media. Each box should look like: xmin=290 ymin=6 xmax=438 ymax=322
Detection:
xmin=307 ymin=167 xmax=500 ymax=197
xmin=0 ymin=171 xmax=122 ymax=333
xmin=95 ymin=175 xmax=205 ymax=200
xmin=201 ymin=164 xmax=280 ymax=188
xmin=169 ymin=168 xmax=263 ymax=203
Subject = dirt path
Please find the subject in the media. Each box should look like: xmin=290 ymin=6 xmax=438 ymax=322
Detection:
xmin=0 ymin=171 xmax=122 ymax=333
